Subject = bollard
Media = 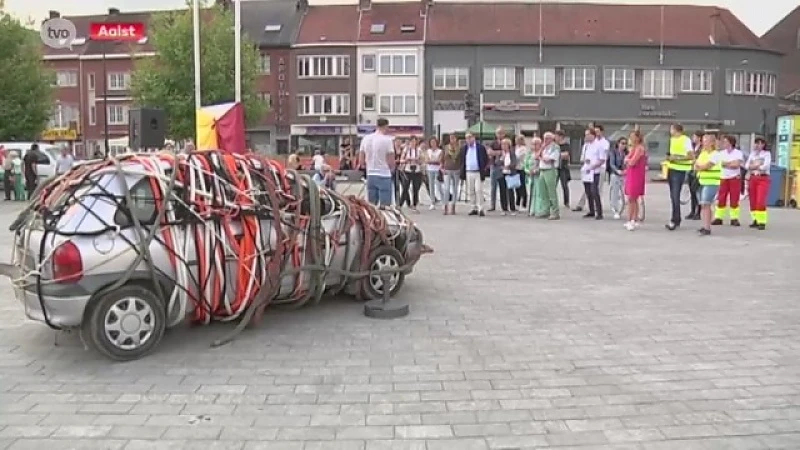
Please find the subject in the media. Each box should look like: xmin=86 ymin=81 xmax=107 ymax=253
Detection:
xmin=364 ymin=273 xmax=409 ymax=319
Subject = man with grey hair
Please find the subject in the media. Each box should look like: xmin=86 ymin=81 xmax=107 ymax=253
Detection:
xmin=459 ymin=132 xmax=489 ymax=216
xmin=538 ymin=132 xmax=561 ymax=219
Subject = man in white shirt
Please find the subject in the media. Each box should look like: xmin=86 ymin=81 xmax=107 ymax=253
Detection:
xmin=55 ymin=146 xmax=74 ymax=175
xmin=358 ymin=117 xmax=396 ymax=208
xmin=573 ymin=124 xmax=609 ymax=213
xmin=712 ymin=134 xmax=745 ymax=226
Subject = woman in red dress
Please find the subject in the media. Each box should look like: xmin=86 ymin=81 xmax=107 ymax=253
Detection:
xmin=623 ymin=130 xmax=647 ymax=231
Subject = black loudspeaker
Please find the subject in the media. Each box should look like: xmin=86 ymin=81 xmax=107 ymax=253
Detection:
xmin=129 ymin=108 xmax=167 ymax=150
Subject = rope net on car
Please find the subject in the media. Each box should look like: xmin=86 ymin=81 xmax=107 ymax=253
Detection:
xmin=8 ymin=151 xmax=425 ymax=343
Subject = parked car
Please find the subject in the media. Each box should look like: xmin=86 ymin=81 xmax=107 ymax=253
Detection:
xmin=0 ymin=142 xmax=61 ymax=180
xmin=6 ymin=153 xmax=427 ymax=360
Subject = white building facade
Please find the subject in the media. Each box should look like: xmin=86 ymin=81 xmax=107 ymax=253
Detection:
xmin=356 ymin=42 xmax=426 ymax=138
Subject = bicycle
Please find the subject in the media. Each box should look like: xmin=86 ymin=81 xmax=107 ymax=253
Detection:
xmin=609 ymin=174 xmax=645 ymax=222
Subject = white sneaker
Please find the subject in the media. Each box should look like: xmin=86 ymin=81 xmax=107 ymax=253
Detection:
xmin=429 ymin=204 xmax=436 ymax=211
xmin=624 ymin=221 xmax=635 ymax=231
xmin=613 ymin=213 xmax=621 ymax=220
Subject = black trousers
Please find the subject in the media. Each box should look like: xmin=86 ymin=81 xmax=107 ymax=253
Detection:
xmin=583 ymin=173 xmax=602 ymax=216
xmin=3 ymin=171 xmax=12 ymax=200
xmin=515 ymin=170 xmax=527 ymax=208
xmin=399 ymin=171 xmax=422 ymax=207
xmin=667 ymin=169 xmax=687 ymax=226
xmin=392 ymin=171 xmax=401 ymax=204
xmin=497 ymin=176 xmax=516 ymax=212
xmin=25 ymin=176 xmax=37 ymax=200
xmin=687 ymin=171 xmax=700 ymax=215
xmin=557 ymin=168 xmax=571 ymax=206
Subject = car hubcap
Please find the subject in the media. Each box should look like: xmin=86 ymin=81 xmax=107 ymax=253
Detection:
xmin=104 ymin=297 xmax=155 ymax=350
xmin=369 ymin=254 xmax=399 ymax=294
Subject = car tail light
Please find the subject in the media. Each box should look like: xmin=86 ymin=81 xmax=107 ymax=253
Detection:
xmin=52 ymin=241 xmax=83 ymax=283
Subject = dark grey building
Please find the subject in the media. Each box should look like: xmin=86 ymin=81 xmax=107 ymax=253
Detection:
xmin=424 ymin=2 xmax=782 ymax=158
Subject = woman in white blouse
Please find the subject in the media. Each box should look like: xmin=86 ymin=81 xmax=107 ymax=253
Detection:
xmin=425 ymin=137 xmax=444 ymax=210
xmin=514 ymin=135 xmax=529 ymax=209
xmin=399 ymin=136 xmax=423 ymax=212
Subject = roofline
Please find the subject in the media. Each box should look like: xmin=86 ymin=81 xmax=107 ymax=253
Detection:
xmin=426 ymin=42 xmax=784 ymax=55
xmin=292 ymin=42 xmax=356 ymax=48
xmin=761 ymin=4 xmax=800 ymax=39
xmin=43 ymin=52 xmax=156 ymax=61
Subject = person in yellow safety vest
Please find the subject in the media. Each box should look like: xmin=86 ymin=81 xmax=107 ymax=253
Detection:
xmin=665 ymin=124 xmax=694 ymax=231
xmin=693 ymin=133 xmax=723 ymax=236
xmin=712 ymin=135 xmax=745 ymax=227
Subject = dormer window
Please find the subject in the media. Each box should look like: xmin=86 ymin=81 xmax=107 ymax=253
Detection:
xmin=370 ymin=23 xmax=385 ymax=34
xmin=400 ymin=25 xmax=415 ymax=33
xmin=265 ymin=24 xmax=281 ymax=32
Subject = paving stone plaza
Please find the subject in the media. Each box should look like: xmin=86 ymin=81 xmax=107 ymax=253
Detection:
xmin=1 ymin=182 xmax=799 ymax=450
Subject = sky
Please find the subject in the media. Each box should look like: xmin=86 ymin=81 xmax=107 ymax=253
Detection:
xmin=5 ymin=0 xmax=796 ymax=37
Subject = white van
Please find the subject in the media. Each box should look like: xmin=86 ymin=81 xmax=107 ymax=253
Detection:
xmin=0 ymin=142 xmax=61 ymax=179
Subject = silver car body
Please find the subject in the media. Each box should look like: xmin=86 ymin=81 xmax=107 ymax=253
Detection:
xmin=11 ymin=159 xmax=424 ymax=329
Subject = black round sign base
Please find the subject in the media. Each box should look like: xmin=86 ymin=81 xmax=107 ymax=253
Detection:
xmin=364 ymin=298 xmax=409 ymax=319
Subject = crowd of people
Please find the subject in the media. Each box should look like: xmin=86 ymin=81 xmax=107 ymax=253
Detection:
xmin=358 ymin=118 xmax=774 ymax=235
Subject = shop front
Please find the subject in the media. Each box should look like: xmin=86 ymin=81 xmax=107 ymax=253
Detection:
xmin=290 ymin=124 xmax=356 ymax=155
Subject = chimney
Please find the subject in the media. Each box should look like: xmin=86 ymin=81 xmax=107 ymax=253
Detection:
xmin=359 ymin=0 xmax=371 ymax=11
xmin=108 ymin=7 xmax=120 ymax=15
xmin=296 ymin=0 xmax=308 ymax=10
xmin=48 ymin=10 xmax=60 ymax=19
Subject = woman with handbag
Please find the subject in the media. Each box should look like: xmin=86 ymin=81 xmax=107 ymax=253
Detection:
xmin=499 ymin=138 xmax=518 ymax=215
xmin=425 ymin=137 xmax=443 ymax=210
xmin=399 ymin=136 xmax=423 ymax=213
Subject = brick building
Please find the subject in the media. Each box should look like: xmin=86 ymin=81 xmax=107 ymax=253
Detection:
xmin=761 ymin=5 xmax=800 ymax=115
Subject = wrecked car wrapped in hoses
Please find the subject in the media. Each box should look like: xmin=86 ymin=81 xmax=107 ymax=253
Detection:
xmin=1 ymin=151 xmax=430 ymax=361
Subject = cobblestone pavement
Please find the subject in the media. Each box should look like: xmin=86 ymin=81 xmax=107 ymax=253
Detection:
xmin=1 ymin=182 xmax=799 ymax=450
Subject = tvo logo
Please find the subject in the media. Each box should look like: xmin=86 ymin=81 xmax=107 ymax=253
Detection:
xmin=41 ymin=18 xmax=77 ymax=49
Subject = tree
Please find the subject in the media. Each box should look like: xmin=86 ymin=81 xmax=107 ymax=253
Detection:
xmin=131 ymin=1 xmax=266 ymax=141
xmin=0 ymin=1 xmax=54 ymax=141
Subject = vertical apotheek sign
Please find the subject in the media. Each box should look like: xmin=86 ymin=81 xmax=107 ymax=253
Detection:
xmin=776 ymin=116 xmax=793 ymax=169
xmin=277 ymin=57 xmax=287 ymax=124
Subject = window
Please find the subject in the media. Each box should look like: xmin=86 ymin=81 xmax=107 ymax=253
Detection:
xmin=378 ymin=95 xmax=416 ymax=115
xmin=108 ymin=72 xmax=130 ymax=90
xmin=258 ymin=53 xmax=271 ymax=74
xmin=400 ymin=25 xmax=416 ymax=33
xmin=433 ymin=68 xmax=469 ymax=90
xmin=377 ymin=54 xmax=416 ymax=75
xmin=725 ymin=70 xmax=777 ymax=96
xmin=297 ymin=94 xmax=350 ymax=116
xmin=264 ymin=24 xmax=281 ymax=32
xmin=297 ymin=56 xmax=350 ymax=78
xmin=55 ymin=71 xmax=77 ymax=87
xmin=362 ymin=94 xmax=375 ymax=111
xmin=680 ymin=69 xmax=713 ymax=93
xmin=258 ymin=92 xmax=271 ymax=107
xmin=562 ymin=67 xmax=595 ymax=91
xmin=370 ymin=23 xmax=385 ymax=34
xmin=641 ymin=69 xmax=674 ymax=99
xmin=483 ymin=67 xmax=515 ymax=90
xmin=89 ymin=105 xmax=96 ymax=125
xmin=47 ymin=104 xmax=80 ymax=128
xmin=107 ymin=105 xmax=128 ymax=125
xmin=603 ymin=68 xmax=635 ymax=92
xmin=362 ymin=54 xmax=375 ymax=72
xmin=87 ymin=73 xmax=95 ymax=90
xmin=114 ymin=178 xmax=157 ymax=227
xmin=522 ymin=67 xmax=556 ymax=96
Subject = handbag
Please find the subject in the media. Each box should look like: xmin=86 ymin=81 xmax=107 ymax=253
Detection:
xmin=505 ymin=173 xmax=521 ymax=190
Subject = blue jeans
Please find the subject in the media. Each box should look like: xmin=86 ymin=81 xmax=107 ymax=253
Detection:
xmin=367 ymin=175 xmax=393 ymax=207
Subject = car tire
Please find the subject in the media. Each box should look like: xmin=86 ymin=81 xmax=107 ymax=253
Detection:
xmin=362 ymin=246 xmax=405 ymax=301
xmin=82 ymin=284 xmax=166 ymax=361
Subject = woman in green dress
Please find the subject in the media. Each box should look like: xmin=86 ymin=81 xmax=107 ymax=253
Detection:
xmin=523 ymin=137 xmax=546 ymax=216
xmin=11 ymin=152 xmax=25 ymax=201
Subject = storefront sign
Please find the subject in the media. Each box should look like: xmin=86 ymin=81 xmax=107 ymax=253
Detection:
xmin=276 ymin=56 xmax=287 ymax=124
xmin=776 ymin=115 xmax=793 ymax=169
xmin=357 ymin=125 xmax=423 ymax=136
xmin=306 ymin=126 xmax=342 ymax=135
xmin=639 ymin=104 xmax=676 ymax=118
xmin=41 ymin=128 xmax=78 ymax=141
xmin=432 ymin=101 xmax=465 ymax=111
xmin=483 ymin=101 xmax=539 ymax=112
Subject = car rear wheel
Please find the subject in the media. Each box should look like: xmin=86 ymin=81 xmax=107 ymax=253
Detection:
xmin=83 ymin=285 xmax=166 ymax=361
xmin=363 ymin=246 xmax=405 ymax=300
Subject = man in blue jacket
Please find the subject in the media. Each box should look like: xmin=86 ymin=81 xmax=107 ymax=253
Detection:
xmin=459 ymin=132 xmax=489 ymax=216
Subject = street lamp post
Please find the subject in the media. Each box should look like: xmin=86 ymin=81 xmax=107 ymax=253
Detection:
xmin=101 ymin=8 xmax=119 ymax=158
